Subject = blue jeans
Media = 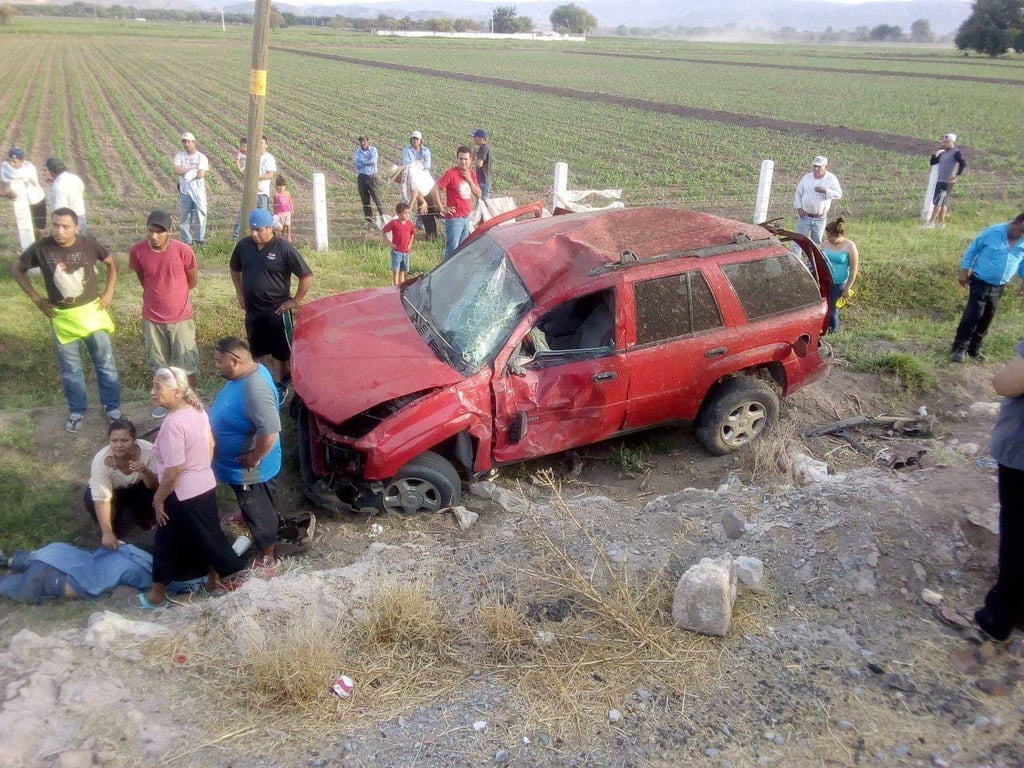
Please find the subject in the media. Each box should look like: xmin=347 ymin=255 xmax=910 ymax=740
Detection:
xmin=795 ymin=214 xmax=826 ymax=245
xmin=444 ymin=216 xmax=471 ymax=259
xmin=257 ymin=194 xmax=270 ymax=210
xmin=827 ymin=282 xmax=846 ymax=334
xmin=54 ymin=330 xmax=121 ymax=415
xmin=479 ymin=183 xmax=491 ymax=201
xmin=179 ymin=193 xmax=207 ymax=244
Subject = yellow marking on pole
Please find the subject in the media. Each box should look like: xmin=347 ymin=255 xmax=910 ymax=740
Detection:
xmin=250 ymin=69 xmax=267 ymax=96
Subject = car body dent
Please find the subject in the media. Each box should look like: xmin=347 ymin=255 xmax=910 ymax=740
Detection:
xmin=292 ymin=287 xmax=464 ymax=426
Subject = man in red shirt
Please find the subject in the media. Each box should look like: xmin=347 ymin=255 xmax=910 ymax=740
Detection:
xmin=382 ymin=202 xmax=417 ymax=285
xmin=436 ymin=146 xmax=480 ymax=260
xmin=128 ymin=210 xmax=200 ymax=418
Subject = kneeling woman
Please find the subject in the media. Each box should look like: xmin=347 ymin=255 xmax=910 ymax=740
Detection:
xmin=85 ymin=419 xmax=159 ymax=550
xmin=142 ymin=367 xmax=247 ymax=609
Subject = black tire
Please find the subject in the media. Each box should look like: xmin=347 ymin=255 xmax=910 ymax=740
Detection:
xmin=696 ymin=377 xmax=779 ymax=456
xmin=380 ymin=451 xmax=461 ymax=515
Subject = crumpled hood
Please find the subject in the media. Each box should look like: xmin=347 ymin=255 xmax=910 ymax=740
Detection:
xmin=292 ymin=288 xmax=464 ymax=426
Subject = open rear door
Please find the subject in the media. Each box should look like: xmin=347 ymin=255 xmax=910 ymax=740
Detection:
xmin=763 ymin=224 xmax=834 ymax=337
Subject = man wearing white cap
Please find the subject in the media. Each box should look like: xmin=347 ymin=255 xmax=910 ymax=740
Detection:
xmin=793 ymin=156 xmax=842 ymax=246
xmin=927 ymin=133 xmax=966 ymax=229
xmin=173 ymin=131 xmax=209 ymax=247
xmin=401 ymin=131 xmax=436 ymax=239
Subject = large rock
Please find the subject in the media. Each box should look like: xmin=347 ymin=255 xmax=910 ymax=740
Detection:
xmin=672 ymin=554 xmax=736 ymax=637
xmin=84 ymin=612 xmax=171 ymax=650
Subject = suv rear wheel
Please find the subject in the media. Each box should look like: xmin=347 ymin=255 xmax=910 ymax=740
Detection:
xmin=696 ymin=377 xmax=779 ymax=456
xmin=381 ymin=451 xmax=462 ymax=515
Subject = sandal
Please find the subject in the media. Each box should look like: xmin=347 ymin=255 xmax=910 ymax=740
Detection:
xmin=137 ymin=592 xmax=168 ymax=611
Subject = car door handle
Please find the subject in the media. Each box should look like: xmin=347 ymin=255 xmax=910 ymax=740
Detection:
xmin=593 ymin=371 xmax=618 ymax=382
xmin=705 ymin=347 xmax=727 ymax=358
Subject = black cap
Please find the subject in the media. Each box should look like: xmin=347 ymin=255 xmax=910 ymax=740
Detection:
xmin=146 ymin=210 xmax=173 ymax=231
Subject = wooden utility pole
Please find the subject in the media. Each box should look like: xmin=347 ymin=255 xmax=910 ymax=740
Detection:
xmin=238 ymin=0 xmax=271 ymax=237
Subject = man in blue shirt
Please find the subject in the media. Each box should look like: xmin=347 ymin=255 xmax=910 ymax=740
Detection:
xmin=209 ymin=336 xmax=282 ymax=566
xmin=951 ymin=212 xmax=1024 ymax=363
xmin=353 ymin=135 xmax=384 ymax=226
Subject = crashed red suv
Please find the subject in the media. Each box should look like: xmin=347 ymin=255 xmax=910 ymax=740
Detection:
xmin=293 ymin=206 xmax=832 ymax=515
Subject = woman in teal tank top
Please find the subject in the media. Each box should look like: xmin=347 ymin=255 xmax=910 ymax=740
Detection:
xmin=823 ymin=217 xmax=860 ymax=333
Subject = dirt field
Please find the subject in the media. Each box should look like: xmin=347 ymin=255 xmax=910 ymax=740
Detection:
xmin=1 ymin=361 xmax=1023 ymax=768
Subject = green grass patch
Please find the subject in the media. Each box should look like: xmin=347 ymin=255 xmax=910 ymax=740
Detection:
xmin=0 ymin=415 xmax=89 ymax=550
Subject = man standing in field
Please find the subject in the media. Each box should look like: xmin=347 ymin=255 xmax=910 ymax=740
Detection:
xmin=437 ymin=146 xmax=481 ymax=260
xmin=230 ymin=208 xmax=313 ymax=401
xmin=403 ymin=131 xmax=433 ymax=236
xmin=926 ymin=133 xmax=966 ymax=229
xmin=44 ymin=158 xmax=87 ymax=234
xmin=209 ymin=336 xmax=282 ymax=569
xmin=353 ymin=135 xmax=385 ymax=226
xmin=173 ymin=131 xmax=209 ymax=247
xmin=11 ymin=207 xmax=122 ymax=433
xmin=256 ymin=135 xmax=277 ymax=211
xmin=129 ymin=210 xmax=200 ymax=418
xmin=793 ymin=155 xmax=842 ymax=246
xmin=471 ymin=129 xmax=492 ymax=201
xmin=950 ymin=212 xmax=1024 ymax=363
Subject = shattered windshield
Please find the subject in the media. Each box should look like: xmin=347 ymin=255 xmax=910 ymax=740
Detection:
xmin=401 ymin=236 xmax=532 ymax=373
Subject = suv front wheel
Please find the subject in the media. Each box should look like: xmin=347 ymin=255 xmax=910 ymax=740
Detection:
xmin=380 ymin=451 xmax=462 ymax=515
xmin=696 ymin=377 xmax=779 ymax=456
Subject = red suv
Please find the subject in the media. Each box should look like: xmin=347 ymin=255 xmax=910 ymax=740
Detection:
xmin=293 ymin=205 xmax=832 ymax=515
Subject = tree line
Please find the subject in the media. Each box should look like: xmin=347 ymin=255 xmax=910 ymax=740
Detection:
xmin=0 ymin=2 xmax=598 ymax=34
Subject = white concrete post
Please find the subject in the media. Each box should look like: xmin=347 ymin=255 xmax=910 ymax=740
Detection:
xmin=753 ymin=160 xmax=774 ymax=225
xmin=553 ymin=162 xmax=568 ymax=211
xmin=921 ymin=164 xmax=939 ymax=224
xmin=313 ymin=172 xmax=328 ymax=251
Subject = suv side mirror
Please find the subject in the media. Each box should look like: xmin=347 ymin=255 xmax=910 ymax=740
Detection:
xmin=510 ymin=410 xmax=529 ymax=443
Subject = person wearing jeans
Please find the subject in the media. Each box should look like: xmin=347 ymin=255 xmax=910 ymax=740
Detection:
xmin=951 ymin=212 xmax=1024 ymax=363
xmin=12 ymin=207 xmax=122 ymax=433
xmin=54 ymin=328 xmax=122 ymax=422
xmin=436 ymin=146 xmax=480 ymax=260
xmin=793 ymin=155 xmax=842 ymax=247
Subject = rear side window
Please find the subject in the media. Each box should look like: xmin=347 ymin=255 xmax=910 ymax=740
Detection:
xmin=635 ymin=271 xmax=723 ymax=345
xmin=721 ymin=254 xmax=821 ymax=321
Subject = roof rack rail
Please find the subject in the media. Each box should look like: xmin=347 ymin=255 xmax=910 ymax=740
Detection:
xmin=591 ymin=236 xmax=781 ymax=276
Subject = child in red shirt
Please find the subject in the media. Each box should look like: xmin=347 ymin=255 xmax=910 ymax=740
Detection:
xmin=382 ymin=202 xmax=417 ymax=285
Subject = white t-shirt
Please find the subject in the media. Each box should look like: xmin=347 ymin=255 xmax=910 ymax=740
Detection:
xmin=258 ymin=152 xmax=277 ymax=197
xmin=1 ymin=160 xmax=46 ymax=205
xmin=48 ymin=171 xmax=86 ymax=216
xmin=88 ymin=439 xmax=158 ymax=503
xmin=174 ymin=150 xmax=209 ymax=196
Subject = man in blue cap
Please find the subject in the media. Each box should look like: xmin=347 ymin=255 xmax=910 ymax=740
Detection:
xmin=229 ymin=208 xmax=313 ymax=400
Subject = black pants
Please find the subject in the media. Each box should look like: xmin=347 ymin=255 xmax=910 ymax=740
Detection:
xmin=952 ymin=276 xmax=1004 ymax=354
xmin=84 ymin=482 xmax=156 ymax=540
xmin=30 ymin=200 xmax=47 ymax=232
xmin=357 ymin=174 xmax=384 ymax=222
xmin=980 ymin=464 xmax=1024 ymax=636
xmin=152 ymin=488 xmax=246 ymax=585
xmin=231 ymin=480 xmax=278 ymax=554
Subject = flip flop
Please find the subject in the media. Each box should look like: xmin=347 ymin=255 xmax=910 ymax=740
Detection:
xmin=137 ymin=593 xmax=169 ymax=611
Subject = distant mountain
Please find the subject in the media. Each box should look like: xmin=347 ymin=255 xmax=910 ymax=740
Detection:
xmin=48 ymin=0 xmax=975 ymax=36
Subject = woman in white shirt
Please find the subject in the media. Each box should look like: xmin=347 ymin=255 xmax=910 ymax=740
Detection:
xmin=84 ymin=419 xmax=159 ymax=550
xmin=1 ymin=146 xmax=47 ymax=232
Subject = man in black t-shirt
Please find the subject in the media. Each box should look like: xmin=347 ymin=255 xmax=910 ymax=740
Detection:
xmin=12 ymin=207 xmax=122 ymax=432
xmin=471 ymin=128 xmax=491 ymax=201
xmin=229 ymin=208 xmax=313 ymax=399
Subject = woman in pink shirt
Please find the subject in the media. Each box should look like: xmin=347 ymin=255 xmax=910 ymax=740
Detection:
xmin=140 ymin=367 xmax=246 ymax=609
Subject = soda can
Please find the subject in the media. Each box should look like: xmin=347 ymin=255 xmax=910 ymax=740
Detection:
xmin=332 ymin=674 xmax=355 ymax=698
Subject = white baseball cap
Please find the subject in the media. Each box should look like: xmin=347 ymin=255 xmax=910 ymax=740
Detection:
xmin=409 ymin=130 xmax=423 ymax=140
xmin=942 ymin=133 xmax=957 ymax=142
xmin=812 ymin=155 xmax=828 ymax=167
xmin=180 ymin=131 xmax=196 ymax=142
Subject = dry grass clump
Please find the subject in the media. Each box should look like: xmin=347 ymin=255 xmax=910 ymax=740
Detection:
xmin=150 ymin=471 xmax=766 ymax=756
